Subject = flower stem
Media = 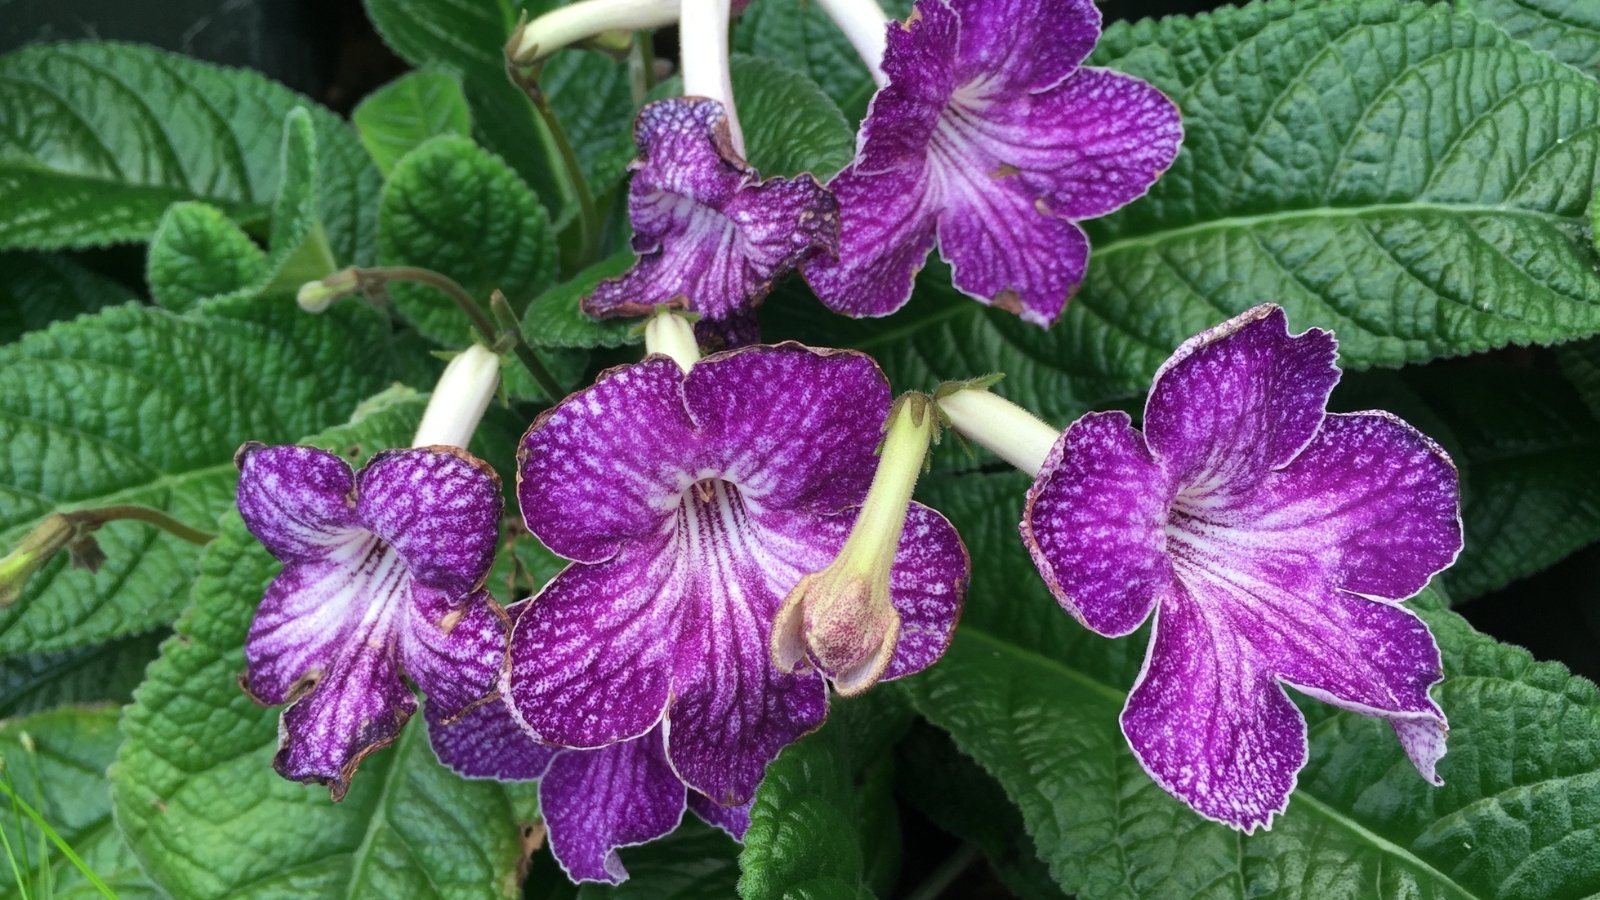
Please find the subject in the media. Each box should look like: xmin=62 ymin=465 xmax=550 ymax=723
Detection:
xmin=491 ymin=290 xmax=568 ymax=400
xmin=814 ymin=0 xmax=890 ymax=87
xmin=69 ymin=506 xmax=216 ymax=545
xmin=349 ymin=266 xmax=565 ymax=400
xmin=505 ymin=63 xmax=602 ymax=265
xmin=629 ymin=31 xmax=658 ymax=104
xmin=413 ymin=345 xmax=502 ymax=448
xmin=506 ymin=0 xmax=679 ymax=66
xmin=679 ymin=0 xmax=744 ymax=155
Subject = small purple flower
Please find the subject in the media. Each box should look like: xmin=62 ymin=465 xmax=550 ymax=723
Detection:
xmin=1021 ymin=305 xmax=1462 ymax=830
xmin=235 ymin=443 xmax=505 ymax=799
xmin=502 ymin=343 xmax=967 ymax=806
xmin=804 ymin=0 xmax=1182 ymax=327
xmin=431 ymin=643 xmax=749 ymax=885
xmin=583 ymin=98 xmax=840 ymax=341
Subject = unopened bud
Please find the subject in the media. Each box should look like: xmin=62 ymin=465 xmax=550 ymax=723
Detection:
xmin=771 ymin=393 xmax=935 ymax=695
xmin=0 ymin=513 xmax=75 ymax=607
xmin=297 ymin=268 xmax=362 ymax=313
xmin=643 ymin=307 xmax=701 ymax=372
xmin=935 ymin=380 xmax=1060 ymax=477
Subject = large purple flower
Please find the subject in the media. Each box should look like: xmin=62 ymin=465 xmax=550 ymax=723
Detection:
xmin=235 ymin=443 xmax=505 ymax=799
xmin=1021 ymin=306 xmax=1462 ymax=830
xmin=432 ymin=636 xmax=750 ymax=884
xmin=502 ymin=343 xmax=967 ymax=805
xmin=583 ymin=99 xmax=839 ymax=340
xmin=804 ymin=0 xmax=1182 ymax=327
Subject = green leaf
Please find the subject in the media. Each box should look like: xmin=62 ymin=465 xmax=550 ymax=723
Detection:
xmin=738 ymin=695 xmax=904 ymax=900
xmin=0 ymin=705 xmax=160 ymax=900
xmin=379 ymin=135 xmax=557 ymax=346
xmin=573 ymin=820 xmax=741 ymax=900
xmin=112 ymin=404 xmax=535 ymax=900
xmin=520 ymin=250 xmax=641 ymax=350
xmin=776 ymin=0 xmax=1600 ymax=423
xmin=0 ymin=254 xmax=138 ymax=344
xmin=0 ymin=42 xmax=380 ymax=261
xmin=732 ymin=0 xmax=912 ymax=123
xmin=0 ymin=298 xmax=410 ymax=654
xmin=1556 ymin=337 xmax=1600 ymax=420
xmin=146 ymin=202 xmax=269 ymax=312
xmin=537 ymin=50 xmax=642 ymax=197
xmin=0 ymin=630 xmax=166 ymax=718
xmin=1462 ymin=0 xmax=1600 ymax=75
xmin=354 ymin=70 xmax=473 ymax=176
xmin=903 ymin=469 xmax=1600 ymax=900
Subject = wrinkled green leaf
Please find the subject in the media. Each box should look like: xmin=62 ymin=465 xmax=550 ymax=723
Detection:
xmin=0 ymin=298 xmax=410 ymax=654
xmin=354 ymin=70 xmax=473 ymax=176
xmin=732 ymin=0 xmax=912 ymax=123
xmin=146 ymin=202 xmax=269 ymax=312
xmin=520 ymin=250 xmax=641 ymax=350
xmin=1556 ymin=337 xmax=1600 ymax=420
xmin=1462 ymin=0 xmax=1600 ymax=75
xmin=379 ymin=135 xmax=557 ymax=346
xmin=0 ymin=42 xmax=379 ymax=260
xmin=0 ymin=630 xmax=165 ymax=718
xmin=905 ymin=469 xmax=1600 ymax=899
xmin=112 ymin=404 xmax=535 ymax=899
xmin=0 ymin=254 xmax=138 ymax=344
xmin=0 ymin=705 xmax=159 ymax=900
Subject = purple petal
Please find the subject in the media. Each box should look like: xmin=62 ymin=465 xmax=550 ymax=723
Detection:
xmin=402 ymin=586 xmax=505 ymax=720
xmin=859 ymin=5 xmax=959 ymax=178
xmin=518 ymin=357 xmax=697 ymax=564
xmin=937 ymin=183 xmax=1090 ymax=326
xmin=947 ymin=0 xmax=1100 ymax=94
xmin=688 ymin=792 xmax=751 ymax=841
xmin=355 ymin=448 xmax=501 ymax=595
xmin=274 ymin=610 xmax=412 ymax=800
xmin=428 ymin=693 xmax=558 ymax=782
xmin=235 ymin=444 xmax=360 ymax=563
xmin=1022 ymin=411 xmax=1174 ymax=638
xmin=802 ymin=164 xmax=939 ymax=318
xmin=583 ymin=98 xmax=838 ymax=324
xmin=881 ymin=503 xmax=968 ymax=681
xmin=242 ymin=537 xmax=402 ymax=705
xmin=662 ymin=493 xmax=830 ymax=805
xmin=504 ymin=549 xmax=676 ymax=749
xmin=694 ymin=306 xmax=761 ymax=351
xmin=1144 ymin=305 xmax=1339 ymax=493
xmin=541 ymin=729 xmax=688 ymax=884
xmin=684 ymin=344 xmax=890 ymax=515
xmin=1015 ymin=68 xmax=1184 ymax=220
xmin=1120 ymin=592 xmax=1307 ymax=832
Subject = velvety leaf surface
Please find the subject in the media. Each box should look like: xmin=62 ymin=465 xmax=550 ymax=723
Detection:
xmin=774 ymin=0 xmax=1600 ymax=426
xmin=0 ymin=254 xmax=138 ymax=344
xmin=1463 ymin=0 xmax=1600 ymax=74
xmin=732 ymin=0 xmax=913 ymax=123
xmin=0 ymin=630 xmax=165 ymax=718
xmin=354 ymin=70 xmax=474 ymax=176
xmin=904 ymin=470 xmax=1600 ymax=900
xmin=0 ymin=298 xmax=408 ymax=654
xmin=0 ymin=705 xmax=159 ymax=900
xmin=519 ymin=250 xmax=641 ymax=350
xmin=112 ymin=403 xmax=534 ymax=899
xmin=378 ymin=135 xmax=557 ymax=345
xmin=0 ymin=42 xmax=379 ymax=260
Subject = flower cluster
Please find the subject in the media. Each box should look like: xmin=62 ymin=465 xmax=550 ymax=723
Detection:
xmin=229 ymin=0 xmax=1466 ymax=883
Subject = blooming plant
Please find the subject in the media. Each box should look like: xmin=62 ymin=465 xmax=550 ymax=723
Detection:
xmin=2 ymin=0 xmax=1600 ymax=897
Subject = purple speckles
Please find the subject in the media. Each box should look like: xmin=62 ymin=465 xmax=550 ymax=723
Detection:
xmin=504 ymin=343 xmax=966 ymax=807
xmin=235 ymin=443 xmax=505 ymax=799
xmin=1021 ymin=305 xmax=1462 ymax=831
xmin=583 ymin=98 xmax=839 ymax=342
xmin=803 ymin=0 xmax=1182 ymax=326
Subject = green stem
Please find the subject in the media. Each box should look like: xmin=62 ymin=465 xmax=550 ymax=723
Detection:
xmin=629 ymin=31 xmax=657 ymax=104
xmin=0 ymin=780 xmax=115 ymax=900
xmin=490 ymin=291 xmax=568 ymax=400
xmin=71 ymin=505 xmax=215 ymax=545
xmin=508 ymin=64 xmax=601 ymax=265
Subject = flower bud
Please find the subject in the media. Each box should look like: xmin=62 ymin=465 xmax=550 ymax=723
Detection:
xmin=412 ymin=345 xmax=503 ymax=449
xmin=771 ymin=392 xmax=935 ymax=695
xmin=0 ymin=513 xmax=75 ymax=607
xmin=935 ymin=380 xmax=1060 ymax=477
xmin=297 ymin=268 xmax=362 ymax=313
xmin=643 ymin=307 xmax=702 ymax=372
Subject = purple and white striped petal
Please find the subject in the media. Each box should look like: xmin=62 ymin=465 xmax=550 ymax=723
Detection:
xmin=236 ymin=444 xmax=361 ymax=563
xmin=428 ymin=694 xmax=559 ymax=782
xmin=1022 ymin=304 xmax=1461 ymax=831
xmin=583 ymin=99 xmax=838 ymax=331
xmin=356 ymin=448 xmax=501 ymax=594
xmin=541 ymin=728 xmax=687 ymax=884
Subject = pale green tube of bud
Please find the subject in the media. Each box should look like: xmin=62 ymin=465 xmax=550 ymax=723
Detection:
xmin=771 ymin=392 xmax=935 ymax=695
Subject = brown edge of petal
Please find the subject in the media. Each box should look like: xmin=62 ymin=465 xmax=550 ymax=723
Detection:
xmin=1016 ymin=416 xmax=1111 ymax=633
xmin=582 ymin=290 xmax=688 ymax=321
xmin=275 ymin=722 xmax=408 ymax=803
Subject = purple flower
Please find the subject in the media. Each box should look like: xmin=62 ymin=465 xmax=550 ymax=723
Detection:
xmin=803 ymin=0 xmax=1182 ymax=327
xmin=431 ymin=664 xmax=749 ymax=885
xmin=501 ymin=343 xmax=967 ymax=806
xmin=235 ymin=443 xmax=506 ymax=799
xmin=1020 ymin=305 xmax=1462 ymax=830
xmin=583 ymin=98 xmax=840 ymax=341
